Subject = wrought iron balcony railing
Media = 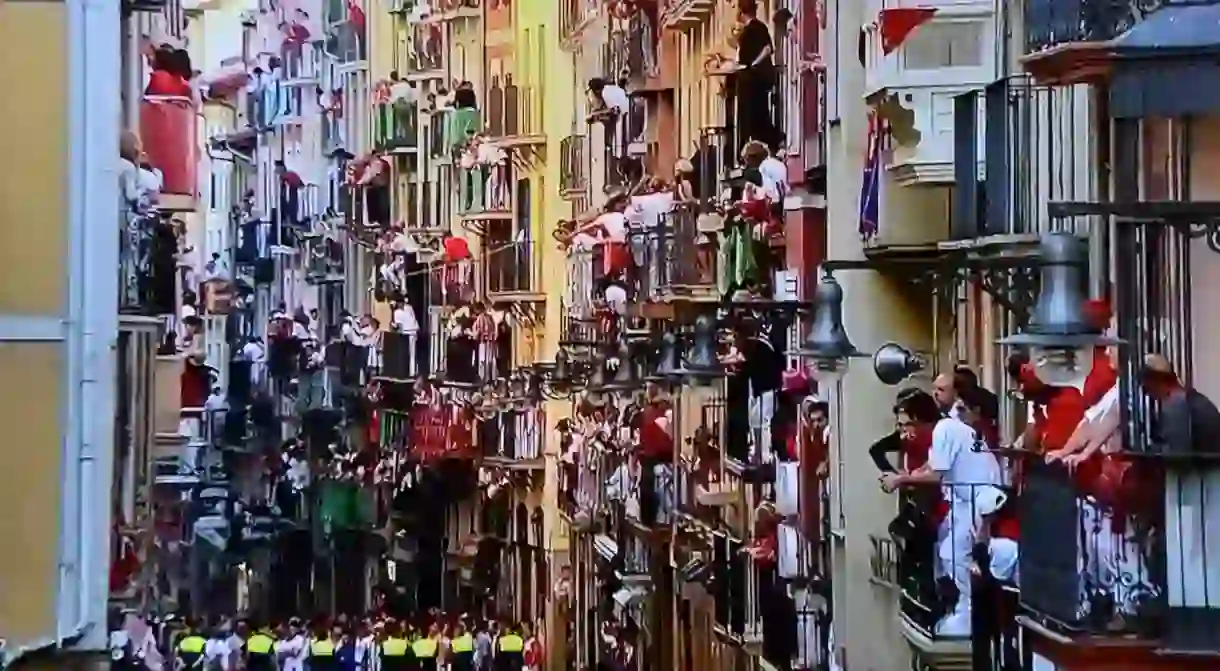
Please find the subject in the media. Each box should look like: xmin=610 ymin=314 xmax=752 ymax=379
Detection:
xmin=120 ymin=210 xmax=179 ymax=315
xmin=630 ymin=203 xmax=716 ymax=299
xmin=374 ymin=100 xmax=419 ymax=152
xmin=410 ymin=23 xmax=444 ymax=72
xmin=952 ymin=76 xmax=1098 ymax=240
xmin=625 ymin=11 xmax=660 ymax=86
xmin=896 ymin=482 xmax=1017 ymax=642
xmin=478 ymin=407 xmax=544 ymax=462
xmin=559 ymin=135 xmax=588 ymax=196
xmin=483 ymin=238 xmax=539 ymax=295
xmin=458 ymin=162 xmax=512 ymax=216
xmin=1024 ymin=0 xmax=1150 ymax=55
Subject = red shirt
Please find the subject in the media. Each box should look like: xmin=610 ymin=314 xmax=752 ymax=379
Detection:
xmin=637 ymin=404 xmax=672 ymax=460
xmin=1041 ymin=388 xmax=1087 ymax=453
xmin=146 ymin=70 xmax=192 ymax=97
xmin=444 ymin=236 xmax=471 ymax=261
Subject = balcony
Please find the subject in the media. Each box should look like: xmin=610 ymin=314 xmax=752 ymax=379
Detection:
xmin=630 ymin=203 xmax=718 ymax=302
xmin=380 ymin=330 xmax=421 ymax=381
xmin=373 ymin=99 xmax=419 ymax=153
xmin=483 ymin=237 xmax=541 ymax=300
xmin=435 ymin=106 xmax=481 ymax=159
xmin=1023 ymin=0 xmax=1148 ymax=83
xmin=559 ymin=0 xmax=598 ymax=44
xmin=896 ymin=482 xmax=1011 ymax=664
xmin=426 ymin=304 xmax=511 ymax=387
xmin=457 ymin=160 xmax=512 ymax=221
xmin=303 ymin=235 xmax=345 ymax=284
xmin=623 ymin=10 xmax=665 ymax=92
xmin=559 ymin=134 xmax=588 ymax=198
xmin=477 ymin=407 xmax=544 ymax=466
xmin=120 ymin=210 xmax=179 ymax=316
xmin=408 ymin=23 xmax=445 ymax=76
xmin=407 ymin=401 xmax=476 ymax=461
xmin=660 ymin=0 xmax=715 ymax=30
xmin=140 ymin=95 xmax=198 ymax=212
xmin=486 ymin=77 xmax=545 ymax=146
xmin=950 ymin=76 xmax=1098 ymax=243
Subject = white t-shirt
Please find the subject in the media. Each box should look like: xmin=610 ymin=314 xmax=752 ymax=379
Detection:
xmin=204 ymin=638 xmax=231 ymax=669
xmin=1084 ymin=385 xmax=1120 ymax=423
xmin=275 ymin=634 xmax=309 ymax=671
xmin=630 ymin=192 xmax=674 ymax=229
xmin=601 ymin=84 xmax=630 ymax=115
xmin=760 ymin=156 xmax=787 ymax=199
xmin=596 ymin=212 xmax=629 ymax=243
xmin=929 ymin=416 xmax=1002 ymax=504
xmin=394 ymin=304 xmax=420 ymax=334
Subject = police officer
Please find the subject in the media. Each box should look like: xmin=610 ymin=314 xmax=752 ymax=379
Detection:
xmin=175 ymin=621 xmax=208 ymax=669
xmin=492 ymin=622 xmax=524 ymax=671
xmin=378 ymin=620 xmax=412 ymax=671
xmin=309 ymin=624 xmax=340 ymax=670
xmin=245 ymin=623 xmax=277 ymax=671
xmin=410 ymin=624 xmax=440 ymax=671
xmin=449 ymin=623 xmax=475 ymax=671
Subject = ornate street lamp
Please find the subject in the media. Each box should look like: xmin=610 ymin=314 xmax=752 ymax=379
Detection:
xmin=676 ymin=314 xmax=725 ymax=385
xmin=528 ymin=349 xmax=588 ymax=401
xmin=600 ymin=341 xmax=643 ymax=393
xmin=791 ymin=270 xmax=866 ymax=380
xmin=997 ymin=232 xmax=1121 ymax=389
xmin=872 ymin=343 xmax=926 ymax=386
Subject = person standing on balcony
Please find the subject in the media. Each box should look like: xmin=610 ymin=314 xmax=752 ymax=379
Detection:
xmin=880 ymin=389 xmax=1004 ymax=636
xmin=734 ymin=0 xmax=777 ymax=151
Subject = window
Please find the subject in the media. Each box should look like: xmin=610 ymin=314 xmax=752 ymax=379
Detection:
xmin=902 ymin=21 xmax=983 ymax=70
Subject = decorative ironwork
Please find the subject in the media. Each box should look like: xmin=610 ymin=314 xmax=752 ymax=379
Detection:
xmin=1024 ymin=0 xmax=1160 ymax=55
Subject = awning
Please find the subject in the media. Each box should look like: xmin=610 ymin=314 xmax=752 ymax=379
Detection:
xmin=1110 ymin=2 xmax=1220 ymax=118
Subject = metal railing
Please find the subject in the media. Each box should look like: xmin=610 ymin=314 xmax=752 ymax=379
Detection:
xmin=381 ymin=330 xmax=420 ymax=380
xmin=560 ymin=135 xmax=588 ymax=196
xmin=477 ymin=407 xmax=544 ymax=460
xmin=1024 ymin=0 xmax=1151 ymax=55
xmin=897 ymin=482 xmax=1016 ymax=640
xmin=629 ymin=203 xmax=714 ymax=298
xmin=483 ymin=238 xmax=539 ymax=294
xmin=624 ymin=11 xmax=659 ymax=85
xmin=411 ymin=23 xmax=444 ymax=72
xmin=485 ymin=77 xmax=541 ymax=139
xmin=952 ymin=76 xmax=1099 ymax=240
xmin=458 ymin=162 xmax=512 ymax=215
xmin=120 ymin=210 xmax=178 ymax=315
xmin=373 ymin=100 xmax=419 ymax=151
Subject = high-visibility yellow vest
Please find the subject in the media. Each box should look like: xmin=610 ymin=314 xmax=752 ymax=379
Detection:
xmin=451 ymin=633 xmax=474 ymax=653
xmin=497 ymin=634 xmax=524 ymax=653
xmin=412 ymin=637 xmax=439 ymax=658
xmin=247 ymin=633 xmax=275 ymax=654
xmin=381 ymin=638 xmax=409 ymax=656
xmin=178 ymin=635 xmax=206 ymax=654
xmin=311 ymin=639 xmax=336 ymax=656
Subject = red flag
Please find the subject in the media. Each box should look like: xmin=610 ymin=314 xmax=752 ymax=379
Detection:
xmin=879 ymin=7 xmax=937 ymax=55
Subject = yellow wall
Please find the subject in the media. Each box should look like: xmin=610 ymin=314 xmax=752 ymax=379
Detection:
xmin=0 ymin=1 xmax=70 ymax=647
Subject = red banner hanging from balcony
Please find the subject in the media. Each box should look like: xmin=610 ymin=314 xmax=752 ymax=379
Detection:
xmin=410 ymin=403 xmax=473 ymax=461
xmin=878 ymin=7 xmax=937 ymax=55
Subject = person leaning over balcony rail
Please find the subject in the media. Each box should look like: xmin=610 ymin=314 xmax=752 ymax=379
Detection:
xmin=881 ymin=388 xmax=1005 ymax=635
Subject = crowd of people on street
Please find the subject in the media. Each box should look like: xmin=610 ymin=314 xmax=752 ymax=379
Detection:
xmin=110 ymin=611 xmax=543 ymax=671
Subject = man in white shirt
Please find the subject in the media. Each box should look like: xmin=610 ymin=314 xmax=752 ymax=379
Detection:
xmin=275 ymin=618 xmax=309 ymax=671
xmin=204 ymin=628 xmax=232 ymax=669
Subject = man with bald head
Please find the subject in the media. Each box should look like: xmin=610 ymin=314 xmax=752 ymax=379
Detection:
xmin=1142 ymin=353 xmax=1220 ymax=454
xmin=932 ymin=373 xmax=959 ymax=418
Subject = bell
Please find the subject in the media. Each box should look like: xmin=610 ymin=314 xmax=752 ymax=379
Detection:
xmin=601 ymin=342 xmax=640 ymax=392
xmin=999 ymin=233 xmax=1121 ymax=349
xmin=586 ymin=354 xmax=609 ymax=393
xmin=793 ymin=272 xmax=861 ymax=362
xmin=650 ymin=331 xmax=681 ymax=381
xmin=873 ymin=343 xmax=924 ymax=386
xmin=679 ymin=314 xmax=723 ymax=383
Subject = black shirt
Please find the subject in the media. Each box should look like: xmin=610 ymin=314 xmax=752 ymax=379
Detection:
xmin=737 ymin=19 xmax=774 ymax=71
xmin=1159 ymin=387 xmax=1220 ymax=455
